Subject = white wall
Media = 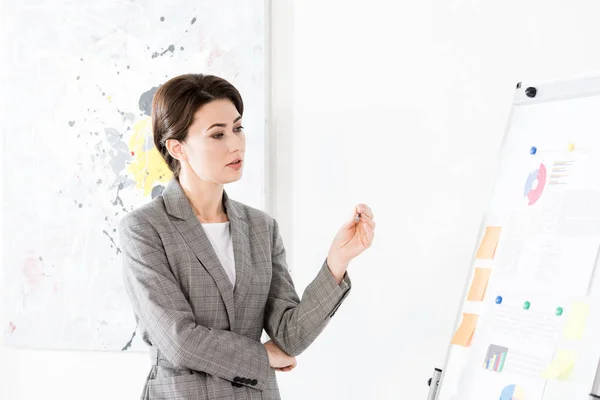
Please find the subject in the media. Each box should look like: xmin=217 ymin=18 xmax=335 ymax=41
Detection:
xmin=272 ymin=1 xmax=600 ymax=399
xmin=3 ymin=1 xmax=600 ymax=399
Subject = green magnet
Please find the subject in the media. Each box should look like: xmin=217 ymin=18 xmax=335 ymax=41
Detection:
xmin=523 ymin=301 xmax=531 ymax=310
xmin=556 ymin=307 xmax=563 ymax=316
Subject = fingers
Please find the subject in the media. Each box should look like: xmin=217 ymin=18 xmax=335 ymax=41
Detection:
xmin=360 ymin=220 xmax=375 ymax=248
xmin=275 ymin=359 xmax=297 ymax=372
xmin=358 ymin=212 xmax=376 ymax=230
xmin=356 ymin=204 xmax=373 ymax=220
xmin=343 ymin=204 xmax=375 ymax=230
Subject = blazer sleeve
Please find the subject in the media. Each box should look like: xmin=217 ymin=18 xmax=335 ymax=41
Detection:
xmin=119 ymin=212 xmax=271 ymax=391
xmin=263 ymin=218 xmax=352 ymax=357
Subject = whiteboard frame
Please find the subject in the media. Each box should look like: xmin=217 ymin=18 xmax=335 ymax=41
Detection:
xmin=436 ymin=71 xmax=600 ymax=399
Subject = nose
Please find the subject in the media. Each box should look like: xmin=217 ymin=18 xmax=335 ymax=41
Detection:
xmin=228 ymin=129 xmax=245 ymax=152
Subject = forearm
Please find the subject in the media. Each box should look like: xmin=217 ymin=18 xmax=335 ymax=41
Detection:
xmin=264 ymin=259 xmax=351 ymax=356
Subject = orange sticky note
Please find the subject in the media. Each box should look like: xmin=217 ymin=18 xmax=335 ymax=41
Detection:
xmin=476 ymin=226 xmax=502 ymax=259
xmin=451 ymin=313 xmax=479 ymax=347
xmin=467 ymin=268 xmax=492 ymax=301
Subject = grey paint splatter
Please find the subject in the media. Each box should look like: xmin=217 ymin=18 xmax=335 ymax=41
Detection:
xmin=113 ymin=180 xmax=125 ymax=207
xmin=191 ymin=17 xmax=196 ymax=24
xmin=104 ymin=127 xmax=131 ymax=175
xmin=139 ymin=86 xmax=159 ymax=116
xmin=151 ymin=184 xmax=164 ymax=199
xmin=160 ymin=16 xmax=165 ymax=22
xmin=68 ymin=121 xmax=75 ymax=127
xmin=121 ymin=324 xmax=137 ymax=351
xmin=151 ymin=44 xmax=175 ymax=59
xmin=102 ymin=230 xmax=121 ymax=254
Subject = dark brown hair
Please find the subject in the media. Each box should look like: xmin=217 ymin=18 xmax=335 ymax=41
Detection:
xmin=151 ymin=74 xmax=244 ymax=179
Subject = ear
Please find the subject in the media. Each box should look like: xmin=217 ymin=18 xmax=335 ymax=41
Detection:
xmin=165 ymin=138 xmax=187 ymax=162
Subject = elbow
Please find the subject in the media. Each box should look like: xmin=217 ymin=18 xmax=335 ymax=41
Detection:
xmin=157 ymin=323 xmax=199 ymax=370
xmin=279 ymin=339 xmax=306 ymax=357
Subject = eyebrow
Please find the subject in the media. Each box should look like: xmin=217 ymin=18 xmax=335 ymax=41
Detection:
xmin=207 ymin=115 xmax=242 ymax=131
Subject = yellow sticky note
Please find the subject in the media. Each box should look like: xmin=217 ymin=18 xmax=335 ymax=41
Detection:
xmin=467 ymin=268 xmax=492 ymax=302
xmin=563 ymin=301 xmax=590 ymax=341
xmin=541 ymin=349 xmax=576 ymax=381
xmin=451 ymin=313 xmax=478 ymax=347
xmin=476 ymin=226 xmax=502 ymax=260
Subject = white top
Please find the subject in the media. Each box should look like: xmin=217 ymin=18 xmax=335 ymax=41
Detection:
xmin=201 ymin=222 xmax=236 ymax=287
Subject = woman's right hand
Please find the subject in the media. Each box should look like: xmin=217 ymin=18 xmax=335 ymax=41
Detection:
xmin=263 ymin=340 xmax=297 ymax=372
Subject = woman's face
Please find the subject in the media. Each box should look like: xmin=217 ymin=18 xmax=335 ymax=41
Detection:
xmin=179 ymin=99 xmax=246 ymax=184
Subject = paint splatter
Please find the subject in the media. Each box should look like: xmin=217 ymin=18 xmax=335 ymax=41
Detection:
xmin=151 ymin=184 xmax=164 ymax=199
xmin=191 ymin=17 xmax=196 ymax=25
xmin=105 ymin=127 xmax=132 ymax=177
xmin=113 ymin=180 xmax=125 ymax=207
xmin=68 ymin=121 xmax=75 ymax=127
xmin=102 ymin=230 xmax=121 ymax=254
xmin=160 ymin=16 xmax=165 ymax=22
xmin=127 ymin=118 xmax=172 ymax=196
xmin=138 ymin=87 xmax=158 ymax=116
xmin=8 ymin=322 xmax=16 ymax=334
xmin=23 ymin=254 xmax=44 ymax=291
xmin=121 ymin=325 xmax=137 ymax=351
xmin=151 ymin=44 xmax=175 ymax=59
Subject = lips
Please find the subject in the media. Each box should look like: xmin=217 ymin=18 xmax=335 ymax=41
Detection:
xmin=227 ymin=158 xmax=242 ymax=166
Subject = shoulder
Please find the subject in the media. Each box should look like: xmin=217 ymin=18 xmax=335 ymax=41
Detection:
xmin=118 ymin=196 xmax=167 ymax=238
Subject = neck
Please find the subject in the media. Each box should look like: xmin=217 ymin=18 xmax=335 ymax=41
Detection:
xmin=178 ymin=170 xmax=228 ymax=223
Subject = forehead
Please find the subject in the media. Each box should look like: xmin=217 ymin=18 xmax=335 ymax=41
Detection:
xmin=192 ymin=99 xmax=240 ymax=128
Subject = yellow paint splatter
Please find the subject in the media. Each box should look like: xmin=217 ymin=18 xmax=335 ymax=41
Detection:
xmin=107 ymin=95 xmax=112 ymax=102
xmin=127 ymin=117 xmax=172 ymax=196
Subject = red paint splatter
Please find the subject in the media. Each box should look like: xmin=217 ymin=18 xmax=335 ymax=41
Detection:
xmin=23 ymin=254 xmax=43 ymax=290
xmin=9 ymin=321 xmax=16 ymax=334
xmin=130 ymin=151 xmax=135 ymax=156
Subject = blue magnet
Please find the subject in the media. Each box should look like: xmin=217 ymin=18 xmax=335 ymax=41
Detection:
xmin=495 ymin=296 xmax=503 ymax=305
xmin=530 ymin=146 xmax=537 ymax=155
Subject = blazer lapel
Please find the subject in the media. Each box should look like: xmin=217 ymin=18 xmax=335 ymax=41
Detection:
xmin=162 ymin=179 xmax=235 ymax=328
xmin=222 ymin=192 xmax=253 ymax=320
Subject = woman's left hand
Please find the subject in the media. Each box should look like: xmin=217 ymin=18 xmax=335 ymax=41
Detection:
xmin=326 ymin=204 xmax=375 ymax=278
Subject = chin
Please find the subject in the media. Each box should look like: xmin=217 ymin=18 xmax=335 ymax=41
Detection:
xmin=222 ymin=173 xmax=243 ymax=184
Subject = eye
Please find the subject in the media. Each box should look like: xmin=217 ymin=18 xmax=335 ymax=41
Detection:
xmin=212 ymin=133 xmax=224 ymax=139
xmin=234 ymin=125 xmax=244 ymax=132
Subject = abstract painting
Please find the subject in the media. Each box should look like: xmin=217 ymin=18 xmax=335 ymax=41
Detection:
xmin=2 ymin=0 xmax=267 ymax=351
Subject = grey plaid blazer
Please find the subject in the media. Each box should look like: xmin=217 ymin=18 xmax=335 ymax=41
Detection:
xmin=119 ymin=178 xmax=352 ymax=400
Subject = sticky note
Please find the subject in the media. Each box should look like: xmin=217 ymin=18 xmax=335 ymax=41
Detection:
xmin=451 ymin=313 xmax=478 ymax=347
xmin=476 ymin=226 xmax=502 ymax=260
xmin=467 ymin=268 xmax=492 ymax=302
xmin=563 ymin=301 xmax=590 ymax=341
xmin=541 ymin=349 xmax=576 ymax=381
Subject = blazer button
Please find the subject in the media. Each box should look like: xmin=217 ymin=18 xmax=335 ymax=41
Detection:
xmin=244 ymin=378 xmax=252 ymax=384
xmin=233 ymin=377 xmax=241 ymax=383
xmin=250 ymin=379 xmax=258 ymax=386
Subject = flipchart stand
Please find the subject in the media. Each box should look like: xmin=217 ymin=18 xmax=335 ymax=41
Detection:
xmin=426 ymin=357 xmax=600 ymax=399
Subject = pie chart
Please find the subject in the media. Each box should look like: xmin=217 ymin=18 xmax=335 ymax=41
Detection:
xmin=500 ymin=384 xmax=525 ymax=400
xmin=524 ymin=163 xmax=547 ymax=205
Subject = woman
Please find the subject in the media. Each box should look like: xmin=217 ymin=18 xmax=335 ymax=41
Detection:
xmin=119 ymin=74 xmax=375 ymax=400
